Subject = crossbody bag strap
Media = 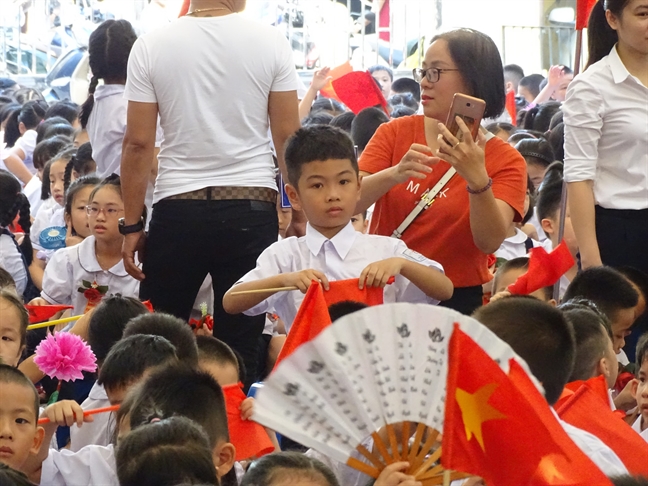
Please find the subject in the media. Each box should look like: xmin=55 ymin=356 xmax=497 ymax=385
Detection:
xmin=391 ymin=167 xmax=457 ymax=239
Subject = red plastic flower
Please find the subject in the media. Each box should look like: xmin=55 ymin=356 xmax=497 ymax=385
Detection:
xmin=83 ymin=288 xmax=102 ymax=302
xmin=34 ymin=332 xmax=97 ymax=381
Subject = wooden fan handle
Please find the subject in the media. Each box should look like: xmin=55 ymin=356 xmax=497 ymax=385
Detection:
xmin=410 ymin=427 xmax=439 ymax=473
xmin=408 ymin=423 xmax=426 ymax=464
xmin=355 ymin=443 xmax=386 ymax=471
xmin=413 ymin=446 xmax=443 ymax=478
xmin=420 ymin=471 xmax=471 ymax=485
xmin=371 ymin=431 xmax=395 ymax=466
xmin=401 ymin=421 xmax=410 ymax=463
xmin=386 ymin=423 xmax=400 ymax=461
xmin=346 ymin=457 xmax=382 ymax=479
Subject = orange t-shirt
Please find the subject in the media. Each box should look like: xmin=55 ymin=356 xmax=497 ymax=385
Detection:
xmin=359 ymin=115 xmax=527 ymax=288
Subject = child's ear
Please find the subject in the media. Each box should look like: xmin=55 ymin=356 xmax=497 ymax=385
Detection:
xmin=630 ymin=378 xmax=639 ymax=400
xmin=284 ymin=184 xmax=302 ymax=212
xmin=540 ymin=218 xmax=554 ymax=235
xmin=547 ymin=298 xmax=557 ymax=307
xmin=213 ymin=441 xmax=236 ymax=478
xmin=596 ymin=357 xmax=610 ymax=380
xmin=31 ymin=426 xmax=45 ymax=455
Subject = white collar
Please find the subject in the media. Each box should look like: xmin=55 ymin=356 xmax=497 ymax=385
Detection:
xmin=305 ymin=222 xmax=358 ymax=260
xmin=608 ymin=44 xmax=642 ymax=86
xmin=507 ymin=227 xmax=529 ymax=244
xmin=77 ymin=236 xmax=129 ymax=277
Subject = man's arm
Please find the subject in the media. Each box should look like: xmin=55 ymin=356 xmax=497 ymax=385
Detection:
xmin=120 ymin=101 xmax=158 ymax=280
xmin=268 ymin=90 xmax=300 ymax=181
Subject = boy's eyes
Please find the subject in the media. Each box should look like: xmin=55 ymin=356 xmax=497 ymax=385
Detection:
xmin=1 ymin=335 xmax=14 ymax=342
xmin=15 ymin=417 xmax=30 ymax=425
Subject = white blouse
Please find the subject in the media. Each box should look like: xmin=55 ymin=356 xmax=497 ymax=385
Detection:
xmin=41 ymin=236 xmax=140 ymax=315
xmin=563 ymin=45 xmax=648 ymax=210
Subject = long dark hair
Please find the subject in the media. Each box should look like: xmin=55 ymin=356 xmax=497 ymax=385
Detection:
xmin=0 ymin=170 xmax=32 ymax=263
xmin=79 ymin=20 xmax=137 ymax=128
xmin=586 ymin=0 xmax=632 ymax=68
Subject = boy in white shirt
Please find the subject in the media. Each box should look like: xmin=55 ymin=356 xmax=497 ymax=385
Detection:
xmin=223 ymin=126 xmax=453 ymax=330
xmin=631 ymin=334 xmax=648 ymax=442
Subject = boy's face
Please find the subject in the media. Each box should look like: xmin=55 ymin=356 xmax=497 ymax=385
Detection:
xmin=0 ymin=382 xmax=44 ymax=471
xmin=350 ymin=213 xmax=368 ymax=234
xmin=286 ymin=159 xmax=361 ymax=239
xmin=0 ymin=299 xmax=25 ymax=367
xmin=199 ymin=360 xmax=239 ymax=387
xmin=631 ymin=356 xmax=648 ymax=431
xmin=610 ymin=307 xmax=636 ymax=354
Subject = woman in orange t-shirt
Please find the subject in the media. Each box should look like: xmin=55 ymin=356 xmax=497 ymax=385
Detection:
xmin=358 ymin=29 xmax=527 ymax=315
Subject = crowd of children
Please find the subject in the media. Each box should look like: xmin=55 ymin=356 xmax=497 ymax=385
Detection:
xmin=1 ymin=1 xmax=648 ymax=484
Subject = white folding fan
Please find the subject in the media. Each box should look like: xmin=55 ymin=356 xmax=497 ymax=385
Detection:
xmin=252 ymin=303 xmax=540 ymax=485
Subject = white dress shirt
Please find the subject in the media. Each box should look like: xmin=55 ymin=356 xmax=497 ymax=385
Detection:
xmin=236 ymin=222 xmax=444 ymax=331
xmin=70 ymin=382 xmax=113 ymax=452
xmin=631 ymin=415 xmax=648 ymax=443
xmin=0 ymin=232 xmax=27 ymax=297
xmin=563 ymin=45 xmax=648 ymax=210
xmin=495 ymin=227 xmax=543 ymax=261
xmin=40 ymin=444 xmax=117 ymax=486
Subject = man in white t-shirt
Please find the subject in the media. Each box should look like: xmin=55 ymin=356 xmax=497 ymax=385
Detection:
xmin=121 ymin=0 xmax=300 ymax=386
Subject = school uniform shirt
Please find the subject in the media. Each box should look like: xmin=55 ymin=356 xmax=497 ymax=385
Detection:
xmin=41 ymin=236 xmax=140 ymax=316
xmin=631 ymin=416 xmax=648 ymax=443
xmin=31 ymin=199 xmax=64 ymax=252
xmin=23 ymin=175 xmax=43 ymax=217
xmin=69 ymin=382 xmax=113 ymax=452
xmin=236 ymin=222 xmax=445 ymax=331
xmin=564 ymin=44 xmax=648 ymax=210
xmin=40 ymin=444 xmax=117 ymax=486
xmin=12 ymin=129 xmax=38 ymax=173
xmin=0 ymin=231 xmax=27 ymax=297
xmin=494 ymin=227 xmax=543 ymax=261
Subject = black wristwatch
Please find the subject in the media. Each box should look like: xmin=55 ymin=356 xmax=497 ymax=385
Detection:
xmin=118 ymin=218 xmax=144 ymax=235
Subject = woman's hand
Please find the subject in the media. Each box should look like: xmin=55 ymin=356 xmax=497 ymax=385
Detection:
xmin=391 ymin=143 xmax=438 ymax=184
xmin=436 ymin=117 xmax=490 ymax=191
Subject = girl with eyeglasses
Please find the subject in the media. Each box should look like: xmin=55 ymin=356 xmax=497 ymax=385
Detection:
xmin=29 ymin=175 xmax=141 ymax=315
xmin=355 ymin=29 xmax=527 ymax=315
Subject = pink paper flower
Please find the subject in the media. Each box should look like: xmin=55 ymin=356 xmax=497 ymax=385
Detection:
xmin=34 ymin=332 xmax=97 ymax=381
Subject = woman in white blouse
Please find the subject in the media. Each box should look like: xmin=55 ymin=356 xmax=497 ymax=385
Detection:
xmin=564 ymin=0 xmax=648 ymax=274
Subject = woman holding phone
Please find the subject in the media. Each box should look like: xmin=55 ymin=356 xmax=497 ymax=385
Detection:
xmin=357 ymin=29 xmax=527 ymax=314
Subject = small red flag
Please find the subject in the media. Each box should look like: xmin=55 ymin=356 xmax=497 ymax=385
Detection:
xmin=25 ymin=305 xmax=73 ymax=324
xmin=179 ymin=0 xmax=190 ymax=17
xmin=222 ymin=383 xmax=275 ymax=461
xmin=442 ymin=324 xmax=613 ymax=486
xmin=320 ymin=61 xmax=354 ymax=102
xmin=507 ymin=241 xmax=574 ymax=296
xmin=576 ymin=0 xmax=598 ymax=30
xmin=556 ymin=376 xmax=648 ymax=476
xmin=505 ymin=90 xmax=517 ymax=126
xmin=332 ymin=71 xmax=388 ymax=115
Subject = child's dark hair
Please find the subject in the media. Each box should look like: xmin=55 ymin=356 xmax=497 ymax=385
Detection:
xmin=0 ymin=290 xmax=29 ymax=349
xmin=310 ymin=97 xmax=346 ymax=116
xmin=196 ymin=335 xmax=239 ymax=372
xmin=473 ymin=296 xmax=575 ymax=404
xmin=3 ymin=101 xmax=46 ymax=147
xmin=514 ymin=138 xmax=555 ymax=170
xmin=129 ymin=365 xmax=230 ymax=446
xmin=44 ymin=101 xmax=80 ymax=125
xmin=36 ymin=116 xmax=71 ymax=144
xmin=560 ymin=304 xmax=612 ymax=382
xmin=64 ymin=175 xmax=101 ymax=234
xmin=0 ymin=365 xmax=39 ymax=417
xmin=41 ymin=147 xmax=77 ymax=201
xmin=241 ymin=452 xmax=340 ymax=486
xmin=87 ymin=174 xmax=147 ymax=221
xmin=285 ymin=125 xmax=358 ymax=187
xmin=563 ymin=267 xmax=639 ymax=323
xmin=330 ymin=111 xmax=355 ymax=133
xmin=507 ymin=131 xmax=536 ymax=145
xmin=368 ymin=65 xmax=394 ymax=81
xmin=493 ymin=257 xmax=553 ymax=301
xmin=389 ymin=105 xmax=416 ymax=119
xmin=351 ymin=107 xmax=389 ymax=154
xmin=0 ymin=169 xmax=32 ymax=262
xmin=79 ymin=19 xmax=137 ymax=128
xmin=387 ymin=93 xmax=418 ymax=111
xmin=611 ymin=476 xmax=648 ymax=486
xmin=42 ymin=123 xmax=76 ymax=142
xmin=13 ymin=88 xmax=44 ymax=105
xmin=636 ymin=333 xmax=648 ymax=370
xmin=32 ymin=136 xmax=71 ymax=172
xmin=123 ymin=313 xmax=199 ymax=366
xmin=88 ymin=296 xmax=149 ymax=367
xmin=302 ymin=111 xmax=334 ymax=127
xmin=97 ymin=334 xmax=178 ymax=393
xmin=328 ymin=301 xmax=368 ymax=322
xmin=617 ymin=266 xmax=648 ymax=319
xmin=547 ymin=122 xmax=565 ymax=162
xmin=485 ymin=122 xmax=517 ymax=137
xmin=391 ymin=77 xmax=421 ymax=101
xmin=587 ymin=0 xmax=632 ymax=68
xmin=535 ymin=161 xmax=563 ymax=221
xmin=0 ymin=463 xmax=35 ymax=486
xmin=0 ymin=267 xmax=16 ymax=291
xmin=521 ymin=102 xmax=562 ymax=133
xmin=64 ymin=142 xmax=96 ymax=191
xmin=116 ymin=416 xmax=218 ymax=486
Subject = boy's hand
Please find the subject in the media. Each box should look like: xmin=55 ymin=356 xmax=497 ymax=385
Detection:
xmin=375 ymin=462 xmax=421 ymax=486
xmin=283 ymin=269 xmax=329 ymax=293
xmin=44 ymin=400 xmax=93 ymax=428
xmin=28 ymin=297 xmax=48 ymax=306
xmin=359 ymin=258 xmax=404 ymax=289
xmin=240 ymin=397 xmax=255 ymax=421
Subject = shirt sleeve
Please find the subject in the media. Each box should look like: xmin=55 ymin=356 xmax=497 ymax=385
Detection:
xmin=271 ymin=29 xmax=298 ymax=92
xmin=562 ymin=76 xmax=604 ymax=183
xmin=124 ymin=37 xmax=157 ymax=103
xmin=390 ymin=240 xmax=444 ymax=305
xmin=487 ymin=139 xmax=527 ymax=222
xmin=40 ymin=445 xmax=118 ymax=486
xmin=41 ymin=248 xmax=73 ymax=305
xmin=358 ymin=120 xmax=398 ymax=174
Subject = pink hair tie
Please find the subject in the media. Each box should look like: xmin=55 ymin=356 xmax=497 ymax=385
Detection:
xmin=150 ymin=417 xmax=162 ymax=424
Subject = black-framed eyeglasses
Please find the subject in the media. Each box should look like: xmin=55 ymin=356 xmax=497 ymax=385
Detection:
xmin=413 ymin=67 xmax=460 ymax=84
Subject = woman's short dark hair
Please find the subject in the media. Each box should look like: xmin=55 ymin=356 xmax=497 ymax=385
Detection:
xmin=431 ymin=29 xmax=506 ymax=119
xmin=587 ymin=0 xmax=632 ymax=68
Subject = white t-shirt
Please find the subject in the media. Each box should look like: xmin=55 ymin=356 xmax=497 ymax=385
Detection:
xmin=11 ymin=129 xmax=38 ymax=173
xmin=0 ymin=231 xmax=27 ymax=297
xmin=235 ymin=222 xmax=445 ymax=330
xmin=70 ymin=382 xmax=113 ymax=452
xmin=124 ymin=14 xmax=297 ymax=203
xmin=40 ymin=444 xmax=117 ymax=486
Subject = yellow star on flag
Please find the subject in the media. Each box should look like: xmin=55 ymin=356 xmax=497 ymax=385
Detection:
xmin=455 ymin=383 xmax=506 ymax=452
xmin=534 ymin=454 xmax=575 ymax=484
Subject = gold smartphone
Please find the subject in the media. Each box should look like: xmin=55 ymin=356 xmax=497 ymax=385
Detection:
xmin=445 ymin=93 xmax=486 ymax=142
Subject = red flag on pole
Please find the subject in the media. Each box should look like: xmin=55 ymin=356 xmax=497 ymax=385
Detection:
xmin=25 ymin=305 xmax=73 ymax=324
xmin=332 ymin=71 xmax=388 ymax=115
xmin=442 ymin=324 xmax=613 ymax=486
xmin=507 ymin=241 xmax=574 ymax=296
xmin=505 ymin=90 xmax=517 ymax=126
xmin=576 ymin=0 xmax=598 ymax=30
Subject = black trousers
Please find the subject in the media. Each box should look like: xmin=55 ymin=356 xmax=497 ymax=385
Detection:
xmin=140 ymin=199 xmax=278 ymax=387
xmin=439 ymin=285 xmax=482 ymax=316
xmin=596 ymin=206 xmax=648 ymax=362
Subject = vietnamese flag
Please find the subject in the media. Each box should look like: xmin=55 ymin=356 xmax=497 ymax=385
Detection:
xmin=25 ymin=305 xmax=73 ymax=324
xmin=556 ymin=376 xmax=648 ymax=476
xmin=576 ymin=0 xmax=598 ymax=30
xmin=332 ymin=71 xmax=388 ymax=115
xmin=505 ymin=90 xmax=517 ymax=126
xmin=508 ymin=241 xmax=574 ymax=296
xmin=442 ymin=324 xmax=613 ymax=486
xmin=179 ymin=0 xmax=190 ymax=16
xmin=222 ymin=383 xmax=275 ymax=461
xmin=320 ymin=61 xmax=354 ymax=102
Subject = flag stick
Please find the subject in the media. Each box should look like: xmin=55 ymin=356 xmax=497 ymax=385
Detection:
xmin=38 ymin=405 xmax=120 ymax=425
xmin=443 ymin=469 xmax=451 ymax=486
xmin=26 ymin=315 xmax=82 ymax=330
xmin=229 ymin=286 xmax=299 ymax=296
